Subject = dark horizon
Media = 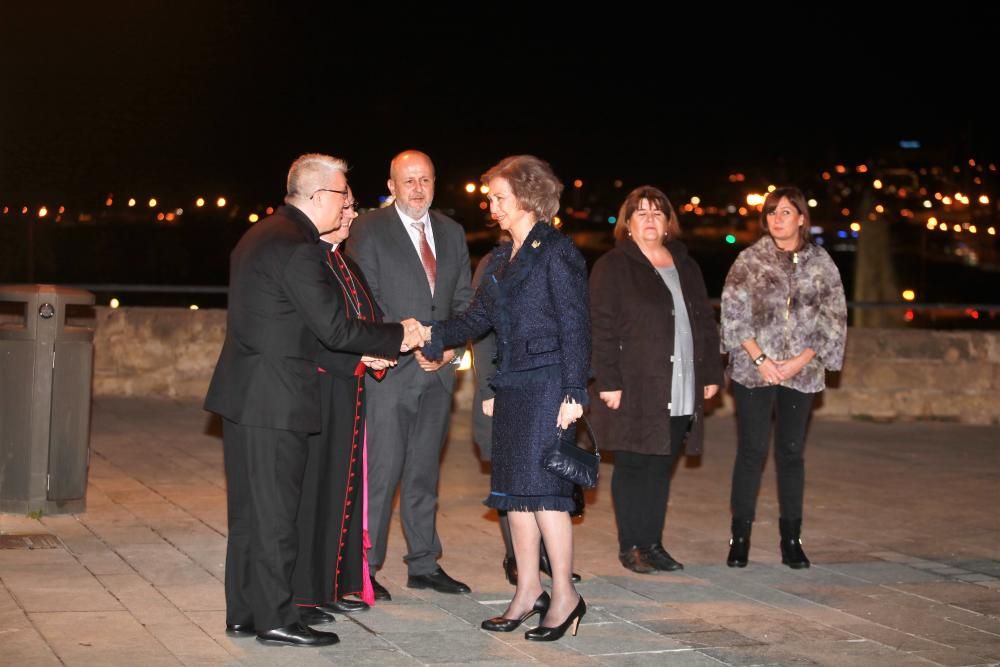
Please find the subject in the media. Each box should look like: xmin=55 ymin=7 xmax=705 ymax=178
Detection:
xmin=3 ymin=4 xmax=999 ymax=207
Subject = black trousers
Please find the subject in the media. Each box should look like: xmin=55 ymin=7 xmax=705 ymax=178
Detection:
xmin=223 ymin=419 xmax=309 ymax=632
xmin=611 ymin=416 xmax=691 ymax=551
xmin=730 ymin=382 xmax=815 ymax=522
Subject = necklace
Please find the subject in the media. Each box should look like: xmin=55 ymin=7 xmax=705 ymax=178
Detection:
xmin=326 ymin=248 xmax=364 ymax=319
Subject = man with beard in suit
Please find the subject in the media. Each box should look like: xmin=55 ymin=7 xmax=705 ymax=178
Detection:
xmin=347 ymin=150 xmax=473 ymax=599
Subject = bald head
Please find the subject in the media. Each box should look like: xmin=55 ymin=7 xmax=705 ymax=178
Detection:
xmin=388 ymin=150 xmax=436 ymax=219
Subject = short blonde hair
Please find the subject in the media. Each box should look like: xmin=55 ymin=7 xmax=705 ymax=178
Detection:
xmin=613 ymin=186 xmax=681 ymax=242
xmin=286 ymin=153 xmax=348 ymax=202
xmin=481 ymin=155 xmax=562 ymax=222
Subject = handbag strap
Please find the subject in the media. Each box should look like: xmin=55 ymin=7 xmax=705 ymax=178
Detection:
xmin=560 ymin=414 xmax=599 ymax=456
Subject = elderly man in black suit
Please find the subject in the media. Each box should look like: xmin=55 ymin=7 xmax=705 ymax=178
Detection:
xmin=205 ymin=153 xmax=424 ymax=647
xmin=347 ymin=150 xmax=474 ymax=599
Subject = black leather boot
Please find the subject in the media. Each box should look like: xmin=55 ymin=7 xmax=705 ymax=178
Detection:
xmin=726 ymin=518 xmax=753 ymax=567
xmin=779 ymin=518 xmax=810 ymax=569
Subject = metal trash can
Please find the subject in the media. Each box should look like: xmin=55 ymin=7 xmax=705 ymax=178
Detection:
xmin=0 ymin=285 xmax=95 ymax=515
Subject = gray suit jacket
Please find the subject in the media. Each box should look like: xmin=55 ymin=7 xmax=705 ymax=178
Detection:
xmin=346 ymin=205 xmax=473 ymax=392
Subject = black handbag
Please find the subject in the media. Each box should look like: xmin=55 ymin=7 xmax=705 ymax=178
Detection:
xmin=543 ymin=415 xmax=600 ymax=489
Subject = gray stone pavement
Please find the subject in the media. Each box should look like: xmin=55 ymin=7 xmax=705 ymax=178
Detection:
xmin=2 ymin=393 xmax=999 ymax=666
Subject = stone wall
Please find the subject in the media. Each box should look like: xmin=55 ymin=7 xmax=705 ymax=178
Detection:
xmin=93 ymin=306 xmax=227 ymax=400
xmin=91 ymin=307 xmax=1000 ymax=425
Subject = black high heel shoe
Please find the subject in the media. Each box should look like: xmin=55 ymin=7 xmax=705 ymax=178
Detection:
xmin=481 ymin=592 xmax=550 ymax=632
xmin=524 ymin=596 xmax=586 ymax=641
xmin=539 ymin=552 xmax=582 ymax=583
xmin=502 ymin=556 xmax=518 ymax=585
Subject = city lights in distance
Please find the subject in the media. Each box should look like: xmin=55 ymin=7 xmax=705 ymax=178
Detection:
xmin=196 ymin=197 xmax=205 ymax=207
xmin=465 ymin=183 xmax=476 ymax=193
xmin=746 ymin=194 xmax=765 ymax=207
xmin=608 ymin=216 xmax=616 ymax=224
xmin=248 ymin=213 xmax=259 ymax=223
xmin=901 ymin=289 xmax=915 ymax=302
xmin=690 ymin=196 xmax=701 ymax=205
xmin=873 ymin=179 xmax=883 ymax=189
xmin=979 ymin=195 xmax=990 ymax=205
xmin=573 ymin=179 xmax=583 ymax=189
xmin=807 ymin=199 xmax=818 ymax=208
xmin=189 ymin=305 xmax=199 ymax=310
xmin=110 ymin=298 xmax=120 ymax=308
xmin=128 ymin=198 xmax=136 ymax=207
xmin=725 ymin=234 xmax=736 ymax=244
xmin=216 ymin=197 xmax=226 ymax=207
xmin=850 ymin=222 xmax=861 ymax=232
xmin=148 ymin=198 xmax=157 ymax=208
xmin=38 ymin=206 xmax=48 ymax=218
xmin=479 ymin=185 xmax=489 ymax=194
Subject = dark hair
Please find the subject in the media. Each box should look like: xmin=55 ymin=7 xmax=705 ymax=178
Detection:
xmin=614 ymin=185 xmax=681 ymax=242
xmin=761 ymin=186 xmax=811 ymax=249
xmin=481 ymin=155 xmax=563 ymax=222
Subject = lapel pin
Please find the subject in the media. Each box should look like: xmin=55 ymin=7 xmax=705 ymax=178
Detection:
xmin=531 ymin=240 xmax=541 ymax=249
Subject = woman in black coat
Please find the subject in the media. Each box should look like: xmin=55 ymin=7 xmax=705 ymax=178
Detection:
xmin=423 ymin=155 xmax=590 ymax=642
xmin=589 ymin=185 xmax=723 ymax=574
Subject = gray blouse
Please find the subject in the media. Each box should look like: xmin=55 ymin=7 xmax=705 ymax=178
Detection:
xmin=657 ymin=266 xmax=695 ymax=416
xmin=721 ymin=237 xmax=847 ymax=393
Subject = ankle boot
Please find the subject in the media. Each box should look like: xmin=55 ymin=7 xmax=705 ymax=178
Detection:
xmin=726 ymin=518 xmax=753 ymax=567
xmin=779 ymin=518 xmax=810 ymax=569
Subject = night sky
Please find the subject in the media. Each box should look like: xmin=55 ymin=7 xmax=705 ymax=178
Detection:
xmin=3 ymin=3 xmax=998 ymax=208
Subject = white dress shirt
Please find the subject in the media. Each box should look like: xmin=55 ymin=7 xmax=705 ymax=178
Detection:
xmin=395 ymin=203 xmax=437 ymax=258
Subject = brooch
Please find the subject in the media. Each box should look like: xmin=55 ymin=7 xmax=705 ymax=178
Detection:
xmin=531 ymin=240 xmax=541 ymax=248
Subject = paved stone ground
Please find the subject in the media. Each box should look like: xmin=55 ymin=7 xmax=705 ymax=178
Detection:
xmin=2 ymin=395 xmax=999 ymax=666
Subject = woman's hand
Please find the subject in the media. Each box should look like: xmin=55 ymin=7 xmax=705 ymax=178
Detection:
xmin=557 ymin=399 xmax=583 ymax=429
xmin=774 ymin=349 xmax=815 ymax=380
xmin=482 ymin=397 xmax=494 ymax=417
xmin=756 ymin=357 xmax=784 ymax=385
xmin=703 ymin=384 xmax=719 ymax=399
xmin=599 ymin=390 xmax=622 ymax=410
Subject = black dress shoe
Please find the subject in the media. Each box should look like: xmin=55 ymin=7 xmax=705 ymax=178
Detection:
xmin=482 ymin=591 xmax=550 ymax=632
xmin=370 ymin=575 xmax=391 ymax=601
xmin=407 ymin=567 xmax=471 ymax=594
xmin=618 ymin=546 xmax=657 ymax=574
xmin=539 ymin=551 xmax=583 ymax=583
xmin=225 ymin=622 xmax=255 ymax=636
xmin=256 ymin=622 xmax=339 ymax=647
xmin=297 ymin=606 xmax=336 ymax=625
xmin=646 ymin=544 xmax=684 ymax=571
xmin=525 ymin=596 xmax=586 ymax=641
xmin=319 ymin=598 xmax=370 ymax=613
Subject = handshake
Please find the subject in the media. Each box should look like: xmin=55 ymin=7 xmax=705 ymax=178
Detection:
xmin=399 ymin=318 xmax=432 ymax=353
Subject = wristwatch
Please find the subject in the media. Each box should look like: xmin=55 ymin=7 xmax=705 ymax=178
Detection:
xmin=753 ymin=353 xmax=767 ymax=367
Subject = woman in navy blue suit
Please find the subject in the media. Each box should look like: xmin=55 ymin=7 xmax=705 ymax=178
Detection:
xmin=423 ymin=155 xmax=590 ymax=642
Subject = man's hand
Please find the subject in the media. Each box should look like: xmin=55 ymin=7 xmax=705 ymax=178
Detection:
xmin=399 ymin=318 xmax=424 ymax=352
xmin=482 ymin=397 xmax=494 ymax=416
xmin=599 ymin=390 xmax=622 ymax=410
xmin=704 ymin=384 xmax=720 ymax=399
xmin=361 ymin=355 xmax=395 ymax=370
xmin=414 ymin=348 xmax=455 ymax=372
